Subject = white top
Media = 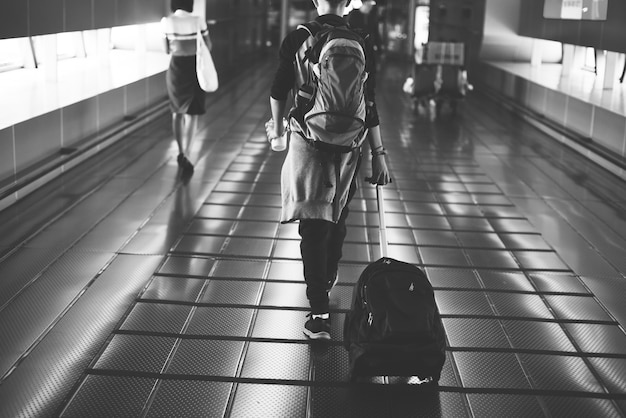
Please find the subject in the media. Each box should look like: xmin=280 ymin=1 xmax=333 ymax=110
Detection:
xmin=161 ymin=10 xmax=208 ymax=56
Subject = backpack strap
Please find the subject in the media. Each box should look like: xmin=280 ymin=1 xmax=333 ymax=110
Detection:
xmin=297 ymin=20 xmax=323 ymax=38
xmin=297 ymin=21 xmax=324 ymax=63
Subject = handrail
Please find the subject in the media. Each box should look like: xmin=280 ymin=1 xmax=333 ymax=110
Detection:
xmin=478 ymin=85 xmax=626 ymax=173
xmin=0 ymin=100 xmax=169 ymax=202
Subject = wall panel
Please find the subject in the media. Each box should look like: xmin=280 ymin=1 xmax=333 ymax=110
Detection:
xmin=0 ymin=128 xmax=15 ymax=183
xmin=125 ymin=80 xmax=149 ymax=118
xmin=62 ymin=98 xmax=99 ymax=148
xmin=592 ymin=107 xmax=626 ymax=157
xmin=1 ymin=0 xmax=166 ymax=39
xmin=136 ymin=0 xmax=167 ymax=24
xmin=147 ymin=73 xmax=167 ymax=106
xmin=565 ymin=97 xmax=593 ymax=138
xmin=540 ymin=16 xmax=561 ymax=41
xmin=558 ymin=20 xmax=580 ymax=46
xmin=527 ymin=82 xmax=547 ymax=115
xmin=502 ymin=72 xmax=516 ymax=98
xmin=116 ymin=0 xmax=139 ymax=28
xmin=98 ymin=89 xmax=126 ymax=135
xmin=14 ymin=111 xmax=62 ymax=173
xmin=544 ymin=90 xmax=568 ymax=126
xmin=94 ymin=1 xmax=116 ymax=30
xmin=29 ymin=0 xmax=64 ymax=37
xmin=64 ymin=0 xmax=94 ymax=32
xmin=520 ymin=0 xmax=626 ymax=53
xmin=600 ymin=0 xmax=626 ymax=53
xmin=0 ymin=2 xmax=28 ymax=40
xmin=579 ymin=21 xmax=603 ymax=48
xmin=474 ymin=63 xmax=626 ymax=180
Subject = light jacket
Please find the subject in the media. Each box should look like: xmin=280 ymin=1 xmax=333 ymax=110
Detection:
xmin=281 ymin=131 xmax=361 ymax=223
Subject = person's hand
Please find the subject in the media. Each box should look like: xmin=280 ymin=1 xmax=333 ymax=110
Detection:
xmin=367 ymin=154 xmax=391 ymax=185
xmin=265 ymin=118 xmax=283 ymax=141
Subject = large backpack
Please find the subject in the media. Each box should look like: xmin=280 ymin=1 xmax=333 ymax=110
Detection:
xmin=290 ymin=21 xmax=369 ymax=153
xmin=343 ymin=257 xmax=447 ymax=382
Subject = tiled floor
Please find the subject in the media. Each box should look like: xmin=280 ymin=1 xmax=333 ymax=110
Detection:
xmin=0 ymin=54 xmax=625 ymax=417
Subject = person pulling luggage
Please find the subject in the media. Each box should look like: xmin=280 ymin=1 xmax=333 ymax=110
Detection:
xmin=268 ymin=0 xmax=391 ymax=340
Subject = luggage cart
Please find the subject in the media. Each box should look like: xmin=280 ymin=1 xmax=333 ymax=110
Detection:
xmin=405 ymin=42 xmax=472 ymax=118
xmin=433 ymin=64 xmax=471 ymax=117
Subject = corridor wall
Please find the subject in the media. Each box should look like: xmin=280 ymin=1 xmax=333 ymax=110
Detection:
xmin=472 ymin=0 xmax=626 ymax=181
xmin=0 ymin=0 xmax=271 ymax=210
xmin=518 ymin=0 xmax=626 ymax=53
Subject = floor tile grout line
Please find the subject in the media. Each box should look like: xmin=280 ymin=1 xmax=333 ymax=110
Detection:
xmin=463 ymin=92 xmax=626 ymax=404
xmin=124 ymin=300 xmax=619 ymax=326
xmin=57 ymin=62 xmax=281 ymax=417
xmin=107 ymin=330 xmax=626 ymax=358
xmin=77 ymin=367 xmax=626 ymax=399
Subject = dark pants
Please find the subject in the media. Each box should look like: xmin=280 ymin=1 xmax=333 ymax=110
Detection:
xmin=299 ymin=182 xmax=357 ymax=315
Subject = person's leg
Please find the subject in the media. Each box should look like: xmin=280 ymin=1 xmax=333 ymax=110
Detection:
xmin=183 ymin=114 xmax=197 ymax=155
xmin=173 ymin=113 xmax=193 ymax=171
xmin=325 ymin=204 xmax=348 ymax=290
xmin=299 ymin=219 xmax=331 ymax=314
xmin=326 ymin=175 xmax=359 ymax=289
xmin=172 ymin=113 xmax=185 ymax=155
xmin=299 ymin=218 xmax=332 ymax=340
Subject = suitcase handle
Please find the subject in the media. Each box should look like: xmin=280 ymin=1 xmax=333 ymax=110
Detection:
xmin=376 ymin=185 xmax=389 ymax=258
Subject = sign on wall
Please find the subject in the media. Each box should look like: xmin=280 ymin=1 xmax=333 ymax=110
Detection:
xmin=543 ymin=0 xmax=608 ymax=20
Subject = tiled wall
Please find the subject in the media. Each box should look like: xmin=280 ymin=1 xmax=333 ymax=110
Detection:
xmin=0 ymin=72 xmax=167 ymax=204
xmin=476 ymin=62 xmax=626 ymax=180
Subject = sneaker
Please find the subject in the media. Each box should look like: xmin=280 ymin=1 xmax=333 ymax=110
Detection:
xmin=326 ymin=272 xmax=339 ymax=293
xmin=303 ymin=314 xmax=331 ymax=340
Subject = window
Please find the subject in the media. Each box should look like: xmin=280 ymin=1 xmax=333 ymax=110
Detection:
xmin=0 ymin=22 xmax=165 ymax=75
xmin=57 ymin=31 xmax=86 ymax=59
xmin=111 ymin=22 xmax=166 ymax=52
xmin=30 ymin=31 xmax=87 ymax=67
xmin=583 ymin=46 xmax=596 ymax=72
xmin=0 ymin=37 xmax=30 ymax=72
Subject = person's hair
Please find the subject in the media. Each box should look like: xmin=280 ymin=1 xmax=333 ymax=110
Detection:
xmin=171 ymin=0 xmax=193 ymax=13
xmin=325 ymin=0 xmax=351 ymax=7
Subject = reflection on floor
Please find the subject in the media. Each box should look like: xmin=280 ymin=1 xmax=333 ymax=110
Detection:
xmin=0 ymin=55 xmax=625 ymax=417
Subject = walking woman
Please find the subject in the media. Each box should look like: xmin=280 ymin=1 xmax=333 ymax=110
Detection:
xmin=161 ymin=0 xmax=211 ymax=173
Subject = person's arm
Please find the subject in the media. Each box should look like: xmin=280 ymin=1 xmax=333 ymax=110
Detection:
xmin=359 ymin=31 xmax=390 ymax=185
xmin=269 ymin=29 xmax=304 ymax=137
xmin=161 ymin=17 xmax=170 ymax=54
xmin=269 ymin=97 xmax=287 ymax=138
xmin=366 ymin=125 xmax=391 ymax=185
xmin=201 ymin=20 xmax=212 ymax=50
xmin=203 ymin=32 xmax=212 ymax=50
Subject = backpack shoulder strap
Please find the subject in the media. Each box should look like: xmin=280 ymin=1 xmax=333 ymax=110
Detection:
xmin=296 ymin=21 xmax=326 ymax=65
xmin=296 ymin=20 xmax=323 ymax=38
xmin=349 ymin=26 xmax=369 ymax=41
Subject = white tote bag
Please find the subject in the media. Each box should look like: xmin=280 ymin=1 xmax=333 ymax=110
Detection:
xmin=196 ymin=27 xmax=218 ymax=92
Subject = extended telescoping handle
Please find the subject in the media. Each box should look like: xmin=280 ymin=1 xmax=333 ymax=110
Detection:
xmin=376 ymin=185 xmax=389 ymax=258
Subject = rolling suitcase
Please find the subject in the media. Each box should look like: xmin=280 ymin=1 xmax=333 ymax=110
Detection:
xmin=343 ymin=185 xmax=446 ymax=382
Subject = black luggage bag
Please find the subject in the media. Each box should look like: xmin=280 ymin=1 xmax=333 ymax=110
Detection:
xmin=343 ymin=185 xmax=446 ymax=382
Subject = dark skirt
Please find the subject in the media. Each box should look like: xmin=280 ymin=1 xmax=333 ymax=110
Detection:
xmin=166 ymin=55 xmax=206 ymax=115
